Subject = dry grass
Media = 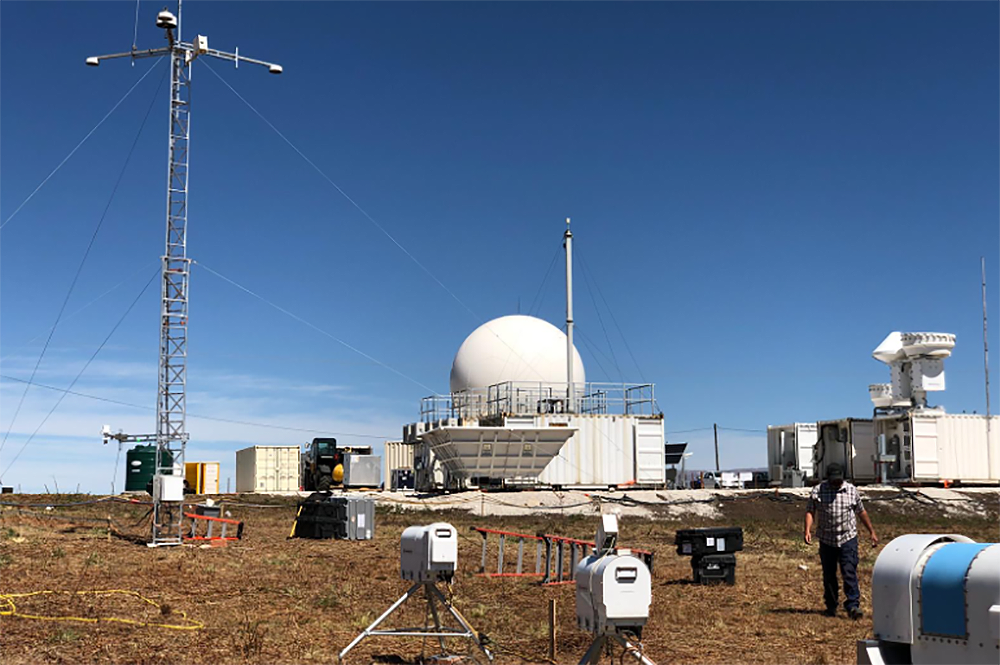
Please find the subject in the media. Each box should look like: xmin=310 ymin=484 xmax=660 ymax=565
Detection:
xmin=0 ymin=492 xmax=995 ymax=664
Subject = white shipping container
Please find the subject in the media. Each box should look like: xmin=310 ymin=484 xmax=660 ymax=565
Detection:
xmin=767 ymin=423 xmax=818 ymax=479
xmin=409 ymin=413 xmax=665 ymax=489
xmin=383 ymin=440 xmax=416 ymax=488
xmin=912 ymin=413 xmax=1000 ymax=483
xmin=815 ymin=419 xmax=875 ymax=483
xmin=235 ymin=446 xmax=300 ymax=493
xmin=536 ymin=414 xmax=665 ymax=487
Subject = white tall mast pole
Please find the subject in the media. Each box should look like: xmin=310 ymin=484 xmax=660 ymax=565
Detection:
xmin=564 ymin=217 xmax=574 ymax=413
xmin=982 ymin=258 xmax=991 ymax=469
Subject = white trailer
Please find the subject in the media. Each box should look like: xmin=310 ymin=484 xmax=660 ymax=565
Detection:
xmin=767 ymin=423 xmax=818 ymax=485
xmin=815 ymin=418 xmax=876 ymax=483
xmin=874 ymin=412 xmax=999 ymax=484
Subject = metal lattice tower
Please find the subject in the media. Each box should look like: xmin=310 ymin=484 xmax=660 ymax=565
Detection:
xmin=89 ymin=1 xmax=282 ymax=545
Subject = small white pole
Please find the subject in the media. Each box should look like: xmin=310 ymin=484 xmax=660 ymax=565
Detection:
xmin=564 ymin=218 xmax=574 ymax=413
xmin=982 ymin=257 xmax=992 ymax=476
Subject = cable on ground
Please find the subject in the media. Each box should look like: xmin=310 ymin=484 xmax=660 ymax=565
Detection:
xmin=0 ymin=589 xmax=203 ymax=631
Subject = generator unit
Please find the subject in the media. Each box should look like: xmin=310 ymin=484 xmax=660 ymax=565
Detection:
xmin=400 ymin=523 xmax=458 ymax=583
xmin=858 ymin=534 xmax=1000 ymax=665
xmin=342 ymin=454 xmax=382 ymax=488
xmin=575 ymin=516 xmax=652 ymax=637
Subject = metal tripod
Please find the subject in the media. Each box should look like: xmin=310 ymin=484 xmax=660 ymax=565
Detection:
xmin=338 ymin=581 xmax=493 ymax=663
xmin=578 ymin=632 xmax=656 ymax=665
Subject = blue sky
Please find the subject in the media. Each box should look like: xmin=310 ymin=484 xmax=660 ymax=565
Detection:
xmin=2 ymin=2 xmax=997 ymax=492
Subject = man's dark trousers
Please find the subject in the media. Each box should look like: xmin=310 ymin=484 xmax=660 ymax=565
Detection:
xmin=819 ymin=537 xmax=859 ymax=611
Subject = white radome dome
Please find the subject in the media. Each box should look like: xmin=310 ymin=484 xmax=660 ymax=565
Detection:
xmin=450 ymin=315 xmax=586 ymax=394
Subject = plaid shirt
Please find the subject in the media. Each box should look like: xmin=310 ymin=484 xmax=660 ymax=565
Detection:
xmin=807 ymin=481 xmax=865 ymax=547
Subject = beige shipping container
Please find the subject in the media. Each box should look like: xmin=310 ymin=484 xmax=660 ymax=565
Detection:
xmin=236 ymin=446 xmax=300 ymax=493
xmin=383 ymin=440 xmax=415 ymax=488
xmin=184 ymin=462 xmax=221 ymax=494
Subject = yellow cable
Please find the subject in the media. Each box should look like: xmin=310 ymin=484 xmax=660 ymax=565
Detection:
xmin=0 ymin=589 xmax=202 ymax=631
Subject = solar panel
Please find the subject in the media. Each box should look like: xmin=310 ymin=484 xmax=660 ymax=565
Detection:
xmin=665 ymin=442 xmax=688 ymax=465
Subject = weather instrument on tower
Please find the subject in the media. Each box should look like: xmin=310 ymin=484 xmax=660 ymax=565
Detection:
xmin=87 ymin=1 xmax=282 ymax=546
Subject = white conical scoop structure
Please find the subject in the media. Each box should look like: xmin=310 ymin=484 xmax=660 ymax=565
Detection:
xmin=873 ymin=332 xmax=906 ymax=364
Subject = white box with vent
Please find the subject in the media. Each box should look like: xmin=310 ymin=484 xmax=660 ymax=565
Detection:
xmin=400 ymin=523 xmax=458 ymax=582
xmin=152 ymin=474 xmax=184 ymax=502
xmin=575 ymin=551 xmax=652 ymax=636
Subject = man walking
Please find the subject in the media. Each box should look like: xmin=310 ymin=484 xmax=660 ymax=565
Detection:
xmin=804 ymin=463 xmax=878 ymax=619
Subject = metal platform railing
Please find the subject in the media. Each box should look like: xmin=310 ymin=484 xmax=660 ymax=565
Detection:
xmin=421 ymin=381 xmax=657 ymax=423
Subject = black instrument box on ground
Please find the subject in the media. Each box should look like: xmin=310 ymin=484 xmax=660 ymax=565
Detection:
xmin=294 ymin=492 xmax=375 ymax=540
xmin=691 ymin=553 xmax=737 ymax=585
xmin=674 ymin=527 xmax=744 ymax=556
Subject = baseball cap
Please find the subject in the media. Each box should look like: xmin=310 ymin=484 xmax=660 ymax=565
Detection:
xmin=826 ymin=463 xmax=845 ymax=481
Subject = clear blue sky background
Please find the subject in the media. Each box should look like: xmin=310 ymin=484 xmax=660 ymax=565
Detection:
xmin=2 ymin=1 xmax=997 ymax=492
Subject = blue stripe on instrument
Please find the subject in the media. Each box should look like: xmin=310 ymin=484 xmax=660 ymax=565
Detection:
xmin=920 ymin=543 xmax=992 ymax=638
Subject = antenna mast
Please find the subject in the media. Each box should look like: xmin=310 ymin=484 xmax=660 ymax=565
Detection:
xmin=88 ymin=1 xmax=282 ymax=546
xmin=564 ymin=217 xmax=574 ymax=413
xmin=983 ymin=257 xmax=991 ymax=445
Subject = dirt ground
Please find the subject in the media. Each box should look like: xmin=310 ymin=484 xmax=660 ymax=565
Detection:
xmin=1 ymin=490 xmax=997 ymax=665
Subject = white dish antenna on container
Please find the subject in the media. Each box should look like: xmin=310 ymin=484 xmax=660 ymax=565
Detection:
xmin=871 ymin=332 xmax=956 ymax=409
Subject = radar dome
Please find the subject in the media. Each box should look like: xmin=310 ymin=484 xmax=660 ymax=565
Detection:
xmin=450 ymin=315 xmax=586 ymax=394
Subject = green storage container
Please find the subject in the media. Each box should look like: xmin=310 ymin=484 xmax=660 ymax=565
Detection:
xmin=125 ymin=445 xmax=173 ymax=492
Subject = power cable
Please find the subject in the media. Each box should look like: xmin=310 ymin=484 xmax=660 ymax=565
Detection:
xmin=193 ymin=261 xmax=437 ymax=395
xmin=0 ymin=270 xmax=158 ymax=480
xmin=1 ymin=57 xmax=165 ymax=231
xmin=718 ymin=426 xmax=766 ymax=434
xmin=0 ymin=66 xmax=168 ymax=456
xmin=577 ymin=254 xmax=623 ymax=381
xmin=575 ymin=327 xmax=621 ymax=380
xmin=131 ymin=0 xmax=141 ymax=53
xmin=199 ymin=60 xmax=472 ymax=319
xmin=0 ymin=375 xmax=392 ymax=440
xmin=0 ymin=259 xmax=159 ymax=363
xmin=527 ymin=243 xmax=561 ymax=317
xmin=199 ymin=60 xmax=552 ymax=385
xmin=575 ymin=329 xmax=613 ymax=382
xmin=576 ymin=245 xmax=646 ymax=382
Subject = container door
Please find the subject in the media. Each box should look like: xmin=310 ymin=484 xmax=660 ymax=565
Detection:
xmin=849 ymin=421 xmax=876 ymax=482
xmin=258 ymin=448 xmax=276 ymax=492
xmin=795 ymin=424 xmax=817 ymax=478
xmin=280 ymin=447 xmax=298 ymax=491
xmin=634 ymin=420 xmax=665 ymax=484
xmin=202 ymin=463 xmax=220 ymax=494
xmin=911 ymin=416 xmax=939 ymax=480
